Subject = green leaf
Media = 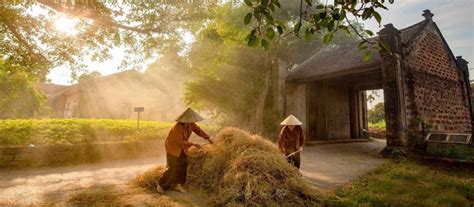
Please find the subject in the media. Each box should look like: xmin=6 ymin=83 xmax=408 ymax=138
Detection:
xmin=323 ymin=32 xmax=333 ymax=44
xmin=264 ymin=12 xmax=274 ymax=23
xmin=379 ymin=41 xmax=392 ymax=54
xmin=294 ymin=22 xmax=302 ymax=33
xmin=359 ymin=45 xmax=368 ymax=50
xmin=338 ymin=25 xmax=350 ymax=34
xmin=358 ymin=41 xmax=367 ymax=48
xmin=261 ymin=39 xmax=269 ymax=50
xmin=269 ymin=3 xmax=275 ymax=12
xmin=362 ymin=9 xmax=371 ymax=20
xmin=244 ymin=13 xmax=252 ymax=25
xmin=312 ymin=14 xmax=320 ymax=22
xmin=373 ymin=11 xmax=382 ymax=25
xmin=276 ymin=25 xmax=284 ymax=35
xmin=244 ymin=0 xmax=253 ymax=7
xmin=374 ymin=2 xmax=388 ymax=10
xmin=254 ymin=10 xmax=261 ymax=20
xmin=266 ymin=27 xmax=276 ymax=40
xmin=304 ymin=29 xmax=313 ymax=41
xmin=327 ymin=20 xmax=335 ymax=32
xmin=363 ymin=50 xmax=373 ymax=62
xmin=365 ymin=30 xmax=374 ymax=37
xmin=316 ymin=4 xmax=324 ymax=9
xmin=245 ymin=33 xmax=252 ymax=43
xmin=247 ymin=32 xmax=259 ymax=47
xmin=319 ymin=12 xmax=326 ymax=19
xmin=273 ymin=0 xmax=281 ymax=8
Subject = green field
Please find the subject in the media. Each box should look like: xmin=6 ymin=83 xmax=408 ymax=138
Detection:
xmin=324 ymin=160 xmax=474 ymax=206
xmin=0 ymin=119 xmax=213 ymax=146
xmin=368 ymin=120 xmax=386 ymax=129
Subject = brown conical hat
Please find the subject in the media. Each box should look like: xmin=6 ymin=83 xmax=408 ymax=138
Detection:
xmin=176 ymin=107 xmax=204 ymax=123
xmin=280 ymin=114 xmax=303 ymax=125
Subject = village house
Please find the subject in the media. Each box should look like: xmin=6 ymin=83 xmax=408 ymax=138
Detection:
xmin=283 ymin=10 xmax=473 ymax=151
xmin=48 ymin=70 xmax=185 ymax=121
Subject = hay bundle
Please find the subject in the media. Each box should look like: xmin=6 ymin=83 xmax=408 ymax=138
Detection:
xmin=133 ymin=166 xmax=166 ymax=190
xmin=135 ymin=127 xmax=321 ymax=206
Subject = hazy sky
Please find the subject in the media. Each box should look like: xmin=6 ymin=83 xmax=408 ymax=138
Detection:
xmin=47 ymin=0 xmax=474 ymax=86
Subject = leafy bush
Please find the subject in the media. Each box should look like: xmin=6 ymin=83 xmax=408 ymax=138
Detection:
xmin=368 ymin=120 xmax=386 ymax=129
xmin=368 ymin=102 xmax=385 ymax=124
xmin=0 ymin=119 xmax=214 ymax=146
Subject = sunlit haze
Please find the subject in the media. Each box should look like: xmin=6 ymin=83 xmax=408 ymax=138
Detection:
xmin=46 ymin=0 xmax=474 ymax=86
xmin=54 ymin=15 xmax=79 ymax=36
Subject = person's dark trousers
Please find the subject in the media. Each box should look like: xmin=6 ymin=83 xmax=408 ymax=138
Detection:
xmin=159 ymin=151 xmax=188 ymax=190
xmin=286 ymin=152 xmax=301 ymax=169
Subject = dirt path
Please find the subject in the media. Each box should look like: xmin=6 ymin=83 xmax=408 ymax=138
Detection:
xmin=0 ymin=139 xmax=386 ymax=205
xmin=300 ymin=139 xmax=386 ymax=190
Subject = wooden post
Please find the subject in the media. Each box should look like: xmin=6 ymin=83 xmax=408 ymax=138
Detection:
xmin=137 ymin=111 xmax=140 ymax=129
xmin=134 ymin=107 xmax=144 ymax=129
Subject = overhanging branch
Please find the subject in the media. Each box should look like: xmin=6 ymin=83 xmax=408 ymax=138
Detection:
xmin=37 ymin=0 xmax=162 ymax=35
xmin=2 ymin=20 xmax=50 ymax=63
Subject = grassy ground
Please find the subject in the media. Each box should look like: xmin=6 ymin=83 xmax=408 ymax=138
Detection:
xmin=323 ymin=160 xmax=474 ymax=207
xmin=368 ymin=120 xmax=386 ymax=129
xmin=426 ymin=143 xmax=474 ymax=161
xmin=0 ymin=119 xmax=214 ymax=146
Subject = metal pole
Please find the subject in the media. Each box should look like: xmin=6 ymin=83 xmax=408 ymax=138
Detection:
xmin=137 ymin=111 xmax=140 ymax=129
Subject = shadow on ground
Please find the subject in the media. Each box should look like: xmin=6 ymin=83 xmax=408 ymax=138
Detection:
xmin=41 ymin=184 xmax=202 ymax=206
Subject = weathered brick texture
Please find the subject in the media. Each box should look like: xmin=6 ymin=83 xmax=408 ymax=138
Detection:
xmin=405 ymin=31 xmax=471 ymax=133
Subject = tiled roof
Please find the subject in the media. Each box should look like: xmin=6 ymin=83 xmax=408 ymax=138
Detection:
xmin=287 ymin=19 xmax=428 ymax=81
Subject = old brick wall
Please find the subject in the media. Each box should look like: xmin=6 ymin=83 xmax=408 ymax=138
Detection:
xmin=404 ymin=30 xmax=471 ymax=133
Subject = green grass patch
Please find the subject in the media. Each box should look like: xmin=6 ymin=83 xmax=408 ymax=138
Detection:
xmin=324 ymin=160 xmax=474 ymax=207
xmin=0 ymin=119 xmax=214 ymax=146
xmin=368 ymin=120 xmax=386 ymax=129
xmin=426 ymin=143 xmax=474 ymax=161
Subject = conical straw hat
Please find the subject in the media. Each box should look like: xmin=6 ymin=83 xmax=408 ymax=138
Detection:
xmin=176 ymin=107 xmax=204 ymax=123
xmin=280 ymin=115 xmax=302 ymax=125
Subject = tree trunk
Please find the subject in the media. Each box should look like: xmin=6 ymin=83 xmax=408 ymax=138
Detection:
xmin=251 ymin=69 xmax=272 ymax=133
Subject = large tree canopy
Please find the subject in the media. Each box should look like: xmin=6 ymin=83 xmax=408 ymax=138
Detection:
xmin=0 ymin=1 xmax=213 ymax=79
xmin=0 ymin=59 xmax=47 ymax=118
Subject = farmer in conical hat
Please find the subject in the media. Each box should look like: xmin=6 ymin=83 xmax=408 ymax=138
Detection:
xmin=278 ymin=115 xmax=305 ymax=169
xmin=156 ymin=107 xmax=212 ymax=194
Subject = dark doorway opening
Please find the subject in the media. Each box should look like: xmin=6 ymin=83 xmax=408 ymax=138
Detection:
xmin=305 ymin=70 xmax=384 ymax=142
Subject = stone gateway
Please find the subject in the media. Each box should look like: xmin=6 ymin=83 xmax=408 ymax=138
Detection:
xmin=283 ymin=10 xmax=473 ymax=153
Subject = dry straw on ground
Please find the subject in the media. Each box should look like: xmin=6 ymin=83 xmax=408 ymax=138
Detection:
xmin=134 ymin=127 xmax=321 ymax=206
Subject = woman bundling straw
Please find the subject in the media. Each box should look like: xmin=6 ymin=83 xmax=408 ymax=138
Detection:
xmin=156 ymin=107 xmax=213 ymax=194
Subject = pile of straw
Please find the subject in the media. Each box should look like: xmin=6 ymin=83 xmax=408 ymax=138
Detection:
xmin=134 ymin=127 xmax=320 ymax=206
xmin=133 ymin=166 xmax=166 ymax=191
